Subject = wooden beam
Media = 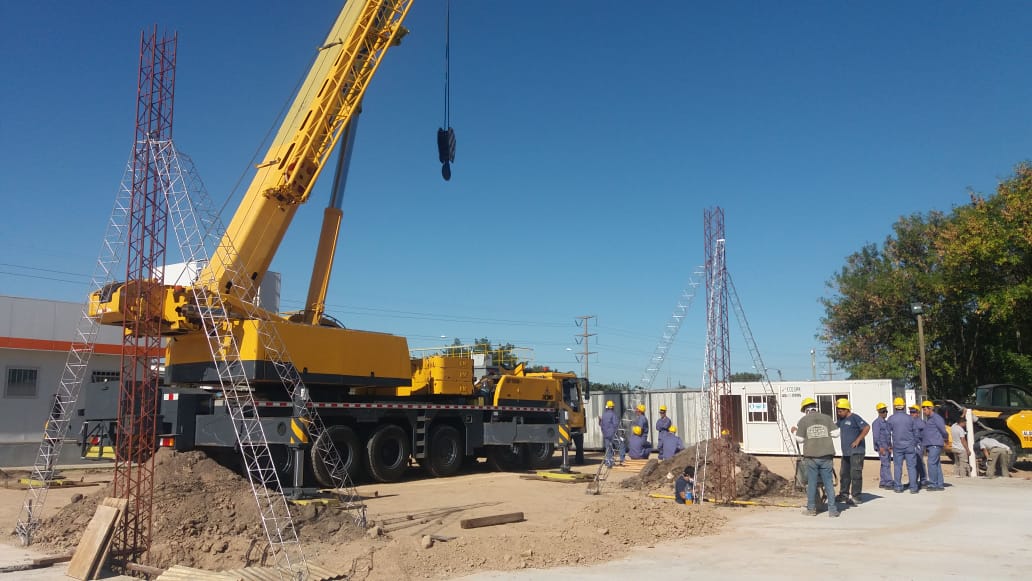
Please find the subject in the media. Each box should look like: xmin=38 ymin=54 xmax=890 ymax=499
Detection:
xmin=459 ymin=512 xmax=525 ymax=529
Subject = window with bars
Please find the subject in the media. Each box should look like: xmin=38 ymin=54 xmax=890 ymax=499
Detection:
xmin=747 ymin=394 xmax=778 ymax=423
xmin=5 ymin=367 xmax=39 ymax=398
xmin=91 ymin=370 xmax=120 ymax=383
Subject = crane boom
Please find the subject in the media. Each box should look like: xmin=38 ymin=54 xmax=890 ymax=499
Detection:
xmin=204 ymin=0 xmax=413 ymax=303
xmin=91 ymin=0 xmax=415 ymax=333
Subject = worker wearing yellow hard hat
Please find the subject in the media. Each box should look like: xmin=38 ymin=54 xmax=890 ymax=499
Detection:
xmin=628 ymin=403 xmax=652 ymax=459
xmin=834 ymin=397 xmax=870 ymax=506
xmin=791 ymin=394 xmax=840 ymax=517
xmin=599 ymin=398 xmax=622 ymax=467
xmin=656 ymin=404 xmax=671 ymax=433
xmin=908 ymin=404 xmax=929 ymax=487
xmin=920 ymin=399 xmax=948 ymax=491
xmin=872 ymin=403 xmax=893 ymax=489
xmin=886 ymin=395 xmax=921 ymax=494
xmin=658 ymin=423 xmax=684 ymax=460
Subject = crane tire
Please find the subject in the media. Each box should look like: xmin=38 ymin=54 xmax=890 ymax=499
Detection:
xmin=527 ymin=443 xmax=556 ymax=469
xmin=422 ymin=425 xmax=464 ymax=478
xmin=365 ymin=424 xmax=411 ymax=483
xmin=486 ymin=444 xmax=530 ymax=472
xmin=311 ymin=425 xmax=363 ymax=487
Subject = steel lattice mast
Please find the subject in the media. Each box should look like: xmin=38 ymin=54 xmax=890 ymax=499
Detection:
xmin=110 ymin=27 xmax=176 ymax=561
xmin=703 ymin=207 xmax=734 ymax=502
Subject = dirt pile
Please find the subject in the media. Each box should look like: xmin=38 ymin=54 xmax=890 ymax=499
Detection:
xmin=359 ymin=494 xmax=727 ymax=579
xmin=622 ymin=438 xmax=799 ymax=500
xmin=26 ymin=450 xmax=729 ymax=579
xmin=32 ymin=449 xmax=365 ymax=570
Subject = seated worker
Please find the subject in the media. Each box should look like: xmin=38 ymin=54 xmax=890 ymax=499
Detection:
xmin=657 ymin=425 xmax=685 ymax=460
xmin=675 ymin=465 xmax=697 ymax=504
xmin=627 ymin=424 xmax=652 ymax=459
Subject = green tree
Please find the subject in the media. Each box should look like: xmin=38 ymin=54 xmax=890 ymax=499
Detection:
xmin=822 ymin=164 xmax=1032 ymax=399
xmin=730 ymin=372 xmax=763 ymax=382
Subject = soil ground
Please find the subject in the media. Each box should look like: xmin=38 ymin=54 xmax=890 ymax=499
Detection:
xmin=0 ymin=450 xmax=1027 ymax=580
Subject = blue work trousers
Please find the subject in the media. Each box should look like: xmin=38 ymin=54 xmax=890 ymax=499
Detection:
xmin=893 ymin=449 xmax=919 ymax=492
xmin=926 ymin=445 xmax=944 ymax=488
xmin=878 ymin=448 xmax=893 ymax=487
xmin=604 ymin=435 xmax=625 ymax=466
xmin=915 ymin=445 xmax=927 ymax=484
xmin=804 ymin=456 xmax=837 ymax=514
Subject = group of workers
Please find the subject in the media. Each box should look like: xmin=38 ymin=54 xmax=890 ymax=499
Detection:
xmin=598 ymin=401 xmax=685 ymax=467
xmin=794 ymin=395 xmax=1014 ymax=518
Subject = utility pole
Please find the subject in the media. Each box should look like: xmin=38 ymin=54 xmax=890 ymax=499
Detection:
xmin=574 ymin=315 xmax=596 ymax=384
xmin=911 ymin=303 xmax=928 ymax=401
xmin=810 ymin=349 xmax=816 ymax=381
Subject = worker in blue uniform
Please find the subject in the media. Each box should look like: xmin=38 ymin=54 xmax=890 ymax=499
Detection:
xmin=599 ymin=400 xmax=622 ymax=467
xmin=657 ymin=425 xmax=684 ymax=460
xmin=910 ymin=404 xmax=928 ymax=488
xmin=655 ymin=405 xmax=671 ymax=433
xmin=871 ymin=402 xmax=893 ymax=489
xmin=887 ymin=398 xmax=920 ymax=493
xmin=921 ymin=400 xmax=948 ymax=491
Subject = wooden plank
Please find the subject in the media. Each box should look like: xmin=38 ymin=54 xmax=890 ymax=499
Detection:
xmin=66 ymin=504 xmax=120 ymax=580
xmin=459 ymin=511 xmax=525 ymax=529
xmin=89 ymin=497 xmax=129 ymax=580
xmin=155 ymin=564 xmax=240 ymax=581
xmin=30 ymin=552 xmax=73 ymax=566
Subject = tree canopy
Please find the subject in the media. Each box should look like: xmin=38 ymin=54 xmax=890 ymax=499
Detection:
xmin=821 ymin=163 xmax=1032 ymax=399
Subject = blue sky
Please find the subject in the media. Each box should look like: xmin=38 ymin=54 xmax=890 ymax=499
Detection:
xmin=1 ymin=1 xmax=1030 ymax=386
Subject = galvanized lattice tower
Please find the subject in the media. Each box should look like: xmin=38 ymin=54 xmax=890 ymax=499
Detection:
xmin=111 ymin=28 xmax=176 ymax=560
xmin=703 ymin=207 xmax=734 ymax=502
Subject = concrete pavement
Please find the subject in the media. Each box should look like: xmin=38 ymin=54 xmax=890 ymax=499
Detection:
xmin=464 ymin=475 xmax=1032 ymax=580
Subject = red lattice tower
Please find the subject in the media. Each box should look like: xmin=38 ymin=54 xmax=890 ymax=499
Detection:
xmin=704 ymin=207 xmax=734 ymax=501
xmin=113 ymin=28 xmax=176 ymax=561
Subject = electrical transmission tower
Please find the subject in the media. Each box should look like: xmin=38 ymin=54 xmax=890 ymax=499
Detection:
xmin=110 ymin=28 xmax=176 ymax=562
xmin=703 ymin=207 xmax=734 ymax=503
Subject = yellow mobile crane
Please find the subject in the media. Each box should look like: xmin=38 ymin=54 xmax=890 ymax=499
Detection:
xmin=82 ymin=1 xmax=582 ymax=490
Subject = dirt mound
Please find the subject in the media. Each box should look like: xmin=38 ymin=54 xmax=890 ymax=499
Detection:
xmin=358 ymin=493 xmax=727 ymax=579
xmin=26 ymin=450 xmax=729 ymax=579
xmin=622 ymin=438 xmax=799 ymax=500
xmin=32 ymin=449 xmax=365 ymax=570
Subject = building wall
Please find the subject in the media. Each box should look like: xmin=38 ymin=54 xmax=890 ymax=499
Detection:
xmin=0 ymin=295 xmax=123 ymax=467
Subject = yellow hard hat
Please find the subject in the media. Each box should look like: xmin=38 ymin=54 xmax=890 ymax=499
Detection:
xmin=836 ymin=398 xmax=851 ymax=410
xmin=669 ymin=425 xmax=677 ymax=434
xmin=876 ymin=402 xmax=888 ymax=411
xmin=659 ymin=405 xmax=667 ymax=412
xmin=632 ymin=425 xmax=642 ymax=436
xmin=921 ymin=400 xmax=934 ymax=408
xmin=605 ymin=400 xmax=614 ymax=409
xmin=636 ymin=404 xmax=646 ymax=413
xmin=893 ymin=397 xmax=905 ymax=408
xmin=909 ymin=405 xmax=920 ymax=412
xmin=800 ymin=397 xmax=817 ymax=411
xmin=720 ymin=429 xmax=730 ymax=436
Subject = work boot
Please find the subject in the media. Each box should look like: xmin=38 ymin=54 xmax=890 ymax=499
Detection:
xmin=847 ymin=495 xmax=859 ymax=506
xmin=801 ymin=508 xmax=817 ymax=516
xmin=829 ymin=510 xmax=840 ymax=518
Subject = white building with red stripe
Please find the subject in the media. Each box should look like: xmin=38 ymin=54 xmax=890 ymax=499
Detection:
xmin=0 ymin=295 xmax=124 ymax=466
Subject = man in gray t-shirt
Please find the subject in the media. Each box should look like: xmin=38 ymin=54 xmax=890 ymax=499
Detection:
xmin=793 ymin=398 xmax=841 ymax=517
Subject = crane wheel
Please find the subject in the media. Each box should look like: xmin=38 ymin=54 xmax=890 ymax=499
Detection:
xmin=366 ymin=424 xmax=411 ymax=483
xmin=422 ymin=425 xmax=464 ymax=477
xmin=486 ymin=444 xmax=530 ymax=472
xmin=312 ymin=425 xmax=363 ymax=487
xmin=526 ymin=443 xmax=556 ymax=469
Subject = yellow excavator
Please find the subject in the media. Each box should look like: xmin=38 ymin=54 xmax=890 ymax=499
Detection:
xmin=81 ymin=1 xmax=582 ymax=489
